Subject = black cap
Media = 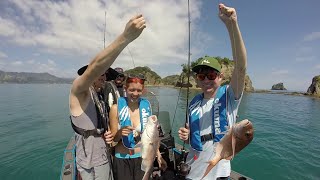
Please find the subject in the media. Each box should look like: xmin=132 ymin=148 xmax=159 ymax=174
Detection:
xmin=114 ymin=67 xmax=124 ymax=74
xmin=77 ymin=65 xmax=88 ymax=75
xmin=77 ymin=65 xmax=120 ymax=81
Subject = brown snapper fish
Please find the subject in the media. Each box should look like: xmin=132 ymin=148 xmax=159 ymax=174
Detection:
xmin=201 ymin=119 xmax=254 ymax=179
xmin=141 ymin=115 xmax=160 ymax=180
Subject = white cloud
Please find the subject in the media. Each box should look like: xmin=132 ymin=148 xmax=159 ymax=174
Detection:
xmin=0 ymin=51 xmax=8 ymax=58
xmin=0 ymin=60 xmax=4 ymax=66
xmin=0 ymin=58 xmax=58 ymax=74
xmin=271 ymin=69 xmax=289 ymax=75
xmin=303 ymin=32 xmax=320 ymax=42
xmin=0 ymin=0 xmax=204 ymax=72
xmin=0 ymin=17 xmax=22 ymax=37
xmin=27 ymin=59 xmax=35 ymax=64
xmin=11 ymin=61 xmax=23 ymax=66
xmin=295 ymin=56 xmax=316 ymax=62
xmin=296 ymin=46 xmax=313 ymax=55
xmin=315 ymin=64 xmax=320 ymax=69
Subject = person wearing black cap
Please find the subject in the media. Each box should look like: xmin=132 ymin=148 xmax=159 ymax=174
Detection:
xmin=103 ymin=67 xmax=127 ymax=116
xmin=113 ymin=67 xmax=126 ymax=97
xmin=69 ymin=14 xmax=146 ymax=180
xmin=178 ymin=4 xmax=247 ymax=180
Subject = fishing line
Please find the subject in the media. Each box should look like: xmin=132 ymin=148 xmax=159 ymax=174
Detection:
xmin=169 ymin=81 xmax=183 ymax=135
xmin=126 ymin=46 xmax=136 ymax=68
xmin=126 ymin=0 xmax=145 ymax=69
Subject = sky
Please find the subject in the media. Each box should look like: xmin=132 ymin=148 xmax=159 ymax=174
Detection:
xmin=0 ymin=0 xmax=319 ymax=91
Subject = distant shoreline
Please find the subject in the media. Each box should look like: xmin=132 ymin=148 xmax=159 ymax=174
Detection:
xmin=147 ymin=85 xmax=320 ymax=98
xmin=1 ymin=83 xmax=319 ymax=98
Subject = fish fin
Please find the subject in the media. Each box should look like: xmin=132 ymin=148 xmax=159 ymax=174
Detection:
xmin=201 ymin=158 xmax=220 ymax=179
xmin=231 ymin=132 xmax=236 ymax=160
xmin=225 ymin=156 xmax=233 ymax=160
xmin=217 ymin=126 xmax=230 ymax=135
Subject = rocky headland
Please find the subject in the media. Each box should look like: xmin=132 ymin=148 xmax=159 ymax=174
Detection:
xmin=271 ymin=83 xmax=287 ymax=90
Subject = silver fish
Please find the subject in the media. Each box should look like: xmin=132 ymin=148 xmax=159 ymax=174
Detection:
xmin=141 ymin=115 xmax=160 ymax=180
xmin=201 ymin=119 xmax=254 ymax=179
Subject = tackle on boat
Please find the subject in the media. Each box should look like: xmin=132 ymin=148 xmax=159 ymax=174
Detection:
xmin=61 ymin=0 xmax=254 ymax=179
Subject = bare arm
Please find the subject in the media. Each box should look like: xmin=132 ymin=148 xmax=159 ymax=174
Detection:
xmin=69 ymin=14 xmax=146 ymax=116
xmin=71 ymin=14 xmax=146 ymax=95
xmin=219 ymin=4 xmax=247 ymax=99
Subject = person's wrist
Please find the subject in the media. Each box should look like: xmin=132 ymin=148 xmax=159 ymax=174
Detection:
xmin=118 ymin=33 xmax=131 ymax=46
xmin=225 ymin=20 xmax=238 ymax=29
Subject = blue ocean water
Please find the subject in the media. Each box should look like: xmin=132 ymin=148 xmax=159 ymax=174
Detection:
xmin=0 ymin=84 xmax=319 ymax=180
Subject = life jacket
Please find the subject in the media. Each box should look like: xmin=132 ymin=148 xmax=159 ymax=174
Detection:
xmin=189 ymin=85 xmax=228 ymax=151
xmin=118 ymin=97 xmax=151 ymax=149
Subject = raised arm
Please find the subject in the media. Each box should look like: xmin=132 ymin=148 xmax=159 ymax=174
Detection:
xmin=72 ymin=14 xmax=146 ymax=95
xmin=219 ymin=4 xmax=247 ymax=99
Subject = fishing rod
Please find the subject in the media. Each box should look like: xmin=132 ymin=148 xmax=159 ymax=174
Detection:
xmin=104 ymin=11 xmax=106 ymax=49
xmin=169 ymin=0 xmax=192 ymax=136
xmin=176 ymin=0 xmax=192 ymax=177
xmin=184 ymin=0 xmax=192 ymax=146
xmin=102 ymin=11 xmax=114 ymax=179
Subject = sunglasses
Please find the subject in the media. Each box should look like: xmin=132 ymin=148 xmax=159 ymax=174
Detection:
xmin=116 ymin=74 xmax=125 ymax=79
xmin=196 ymin=72 xmax=219 ymax=81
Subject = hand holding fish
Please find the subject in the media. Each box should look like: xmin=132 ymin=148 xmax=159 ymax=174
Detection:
xmin=119 ymin=126 xmax=135 ymax=136
xmin=219 ymin=3 xmax=237 ymax=26
xmin=122 ymin=14 xmax=146 ymax=43
xmin=103 ymin=130 xmax=114 ymax=144
xmin=156 ymin=153 xmax=168 ymax=171
xmin=178 ymin=123 xmax=190 ymax=142
xmin=201 ymin=119 xmax=254 ymax=179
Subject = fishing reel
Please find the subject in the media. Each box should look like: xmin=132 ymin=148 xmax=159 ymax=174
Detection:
xmin=177 ymin=161 xmax=191 ymax=177
xmin=176 ymin=149 xmax=191 ymax=177
xmin=158 ymin=124 xmax=164 ymax=138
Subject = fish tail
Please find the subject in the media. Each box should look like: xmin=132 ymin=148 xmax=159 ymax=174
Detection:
xmin=142 ymin=168 xmax=152 ymax=180
xmin=201 ymin=159 xmax=220 ymax=179
xmin=142 ymin=173 xmax=148 ymax=180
